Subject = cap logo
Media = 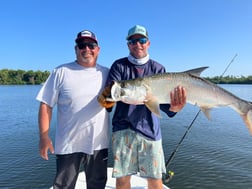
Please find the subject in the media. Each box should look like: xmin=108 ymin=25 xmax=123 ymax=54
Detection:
xmin=81 ymin=31 xmax=92 ymax=37
xmin=136 ymin=28 xmax=145 ymax=33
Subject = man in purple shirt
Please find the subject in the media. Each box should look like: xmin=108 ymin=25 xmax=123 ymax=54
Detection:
xmin=98 ymin=25 xmax=186 ymax=189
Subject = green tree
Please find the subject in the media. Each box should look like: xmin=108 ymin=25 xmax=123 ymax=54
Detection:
xmin=0 ymin=69 xmax=9 ymax=84
xmin=23 ymin=70 xmax=35 ymax=84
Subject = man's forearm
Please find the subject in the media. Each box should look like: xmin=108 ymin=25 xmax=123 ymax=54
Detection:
xmin=38 ymin=102 xmax=52 ymax=138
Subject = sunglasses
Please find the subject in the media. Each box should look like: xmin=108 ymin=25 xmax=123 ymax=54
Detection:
xmin=77 ymin=42 xmax=98 ymax=50
xmin=128 ymin=38 xmax=148 ymax=45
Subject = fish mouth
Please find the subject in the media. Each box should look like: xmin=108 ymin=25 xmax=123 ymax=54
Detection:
xmin=110 ymin=82 xmax=122 ymax=101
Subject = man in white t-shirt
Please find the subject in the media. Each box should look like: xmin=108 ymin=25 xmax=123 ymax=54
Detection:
xmin=36 ymin=30 xmax=111 ymax=189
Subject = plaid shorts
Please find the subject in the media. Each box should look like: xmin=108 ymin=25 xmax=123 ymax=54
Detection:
xmin=112 ymin=129 xmax=166 ymax=179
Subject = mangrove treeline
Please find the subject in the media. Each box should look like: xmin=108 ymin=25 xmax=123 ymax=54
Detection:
xmin=0 ymin=69 xmax=50 ymax=85
xmin=0 ymin=69 xmax=252 ymax=85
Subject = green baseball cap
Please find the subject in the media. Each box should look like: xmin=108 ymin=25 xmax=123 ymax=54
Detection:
xmin=126 ymin=25 xmax=148 ymax=40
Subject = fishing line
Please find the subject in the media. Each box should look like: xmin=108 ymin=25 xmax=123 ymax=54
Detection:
xmin=163 ymin=53 xmax=238 ymax=183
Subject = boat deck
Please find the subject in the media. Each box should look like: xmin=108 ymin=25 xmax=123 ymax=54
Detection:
xmin=50 ymin=167 xmax=169 ymax=189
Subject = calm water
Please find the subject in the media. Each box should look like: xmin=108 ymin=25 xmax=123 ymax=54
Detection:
xmin=0 ymin=85 xmax=252 ymax=189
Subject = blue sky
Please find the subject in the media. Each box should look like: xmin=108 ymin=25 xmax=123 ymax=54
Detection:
xmin=0 ymin=0 xmax=251 ymax=77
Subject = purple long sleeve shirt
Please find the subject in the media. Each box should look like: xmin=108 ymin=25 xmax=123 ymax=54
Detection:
xmin=106 ymin=57 xmax=176 ymax=140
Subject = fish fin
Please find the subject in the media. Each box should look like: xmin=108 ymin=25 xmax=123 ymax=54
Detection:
xmin=241 ymin=109 xmax=252 ymax=135
xmin=143 ymin=83 xmax=162 ymax=117
xmin=144 ymin=100 xmax=161 ymax=117
xmin=184 ymin=66 xmax=209 ymax=77
xmin=200 ymin=107 xmax=212 ymax=120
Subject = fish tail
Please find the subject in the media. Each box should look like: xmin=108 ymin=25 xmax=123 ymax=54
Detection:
xmin=241 ymin=109 xmax=252 ymax=135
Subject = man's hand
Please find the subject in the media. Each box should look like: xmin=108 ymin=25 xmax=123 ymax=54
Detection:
xmin=97 ymin=86 xmax=115 ymax=108
xmin=39 ymin=135 xmax=54 ymax=160
xmin=169 ymin=86 xmax=186 ymax=112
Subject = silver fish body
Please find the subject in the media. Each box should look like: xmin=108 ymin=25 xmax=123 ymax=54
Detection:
xmin=108 ymin=67 xmax=252 ymax=134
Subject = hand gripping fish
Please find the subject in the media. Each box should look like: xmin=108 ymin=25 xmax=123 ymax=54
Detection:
xmin=107 ymin=67 xmax=252 ymax=134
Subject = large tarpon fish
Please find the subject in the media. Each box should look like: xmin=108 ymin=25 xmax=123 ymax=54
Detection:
xmin=107 ymin=67 xmax=252 ymax=134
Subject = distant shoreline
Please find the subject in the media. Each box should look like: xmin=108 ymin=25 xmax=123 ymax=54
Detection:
xmin=1 ymin=69 xmax=252 ymax=85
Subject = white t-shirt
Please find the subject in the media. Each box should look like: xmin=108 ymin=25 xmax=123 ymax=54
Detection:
xmin=36 ymin=61 xmax=110 ymax=155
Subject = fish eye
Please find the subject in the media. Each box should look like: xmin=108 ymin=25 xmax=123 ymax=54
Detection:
xmin=121 ymin=82 xmax=125 ymax=88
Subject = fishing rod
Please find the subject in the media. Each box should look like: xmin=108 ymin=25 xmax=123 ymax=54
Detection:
xmin=220 ymin=53 xmax=237 ymax=78
xmin=163 ymin=53 xmax=238 ymax=183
